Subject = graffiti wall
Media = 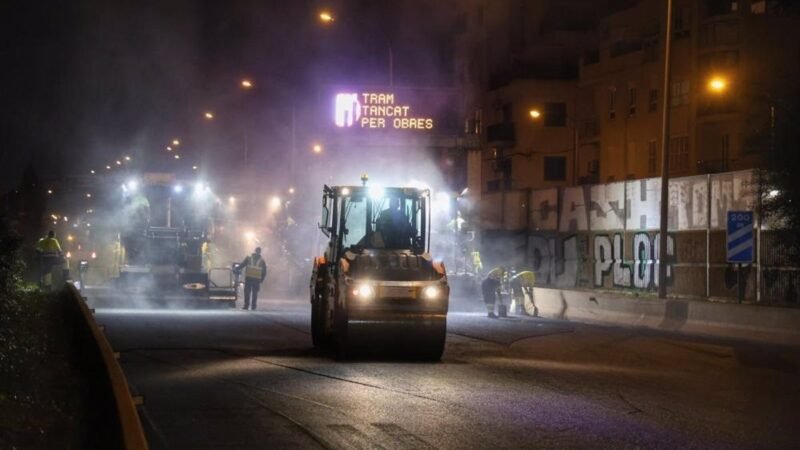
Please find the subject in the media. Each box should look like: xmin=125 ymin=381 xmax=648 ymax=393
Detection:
xmin=479 ymin=170 xmax=792 ymax=301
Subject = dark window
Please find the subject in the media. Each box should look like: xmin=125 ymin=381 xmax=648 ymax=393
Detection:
xmin=648 ymin=140 xmax=658 ymax=173
xmin=544 ymin=156 xmax=567 ymax=181
xmin=669 ymin=136 xmax=690 ymax=170
xmin=648 ymin=89 xmax=658 ymax=112
xmin=501 ymin=102 xmax=512 ymax=122
xmin=670 ymin=80 xmax=690 ymax=107
xmin=609 ymin=90 xmax=616 ymax=119
xmin=628 ymin=87 xmax=637 ymax=116
xmin=674 ymin=6 xmax=691 ymax=38
xmin=544 ymin=102 xmax=567 ymax=126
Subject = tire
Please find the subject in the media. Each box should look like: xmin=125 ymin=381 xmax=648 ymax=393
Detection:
xmin=334 ymin=304 xmax=351 ymax=360
xmin=311 ymin=296 xmax=327 ymax=347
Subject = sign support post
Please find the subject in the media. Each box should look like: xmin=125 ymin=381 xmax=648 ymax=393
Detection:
xmin=727 ymin=210 xmax=754 ymax=303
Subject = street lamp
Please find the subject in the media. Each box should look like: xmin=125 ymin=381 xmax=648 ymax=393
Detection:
xmin=707 ymin=76 xmax=728 ymax=94
xmin=241 ymin=79 xmax=253 ymax=89
xmin=312 ymin=143 xmax=323 ymax=154
xmin=319 ymin=11 xmax=335 ymax=23
xmin=172 ymin=139 xmax=180 ymax=146
xmin=529 ymin=109 xmax=541 ymax=119
xmin=204 ymin=111 xmax=214 ymax=120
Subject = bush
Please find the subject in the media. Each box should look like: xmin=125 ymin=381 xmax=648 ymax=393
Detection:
xmin=0 ymin=212 xmax=25 ymax=298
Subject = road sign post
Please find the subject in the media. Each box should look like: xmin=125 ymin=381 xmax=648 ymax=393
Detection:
xmin=727 ymin=211 xmax=754 ymax=304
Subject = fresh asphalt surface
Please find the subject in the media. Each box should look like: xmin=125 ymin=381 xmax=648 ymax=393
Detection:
xmin=93 ymin=296 xmax=800 ymax=449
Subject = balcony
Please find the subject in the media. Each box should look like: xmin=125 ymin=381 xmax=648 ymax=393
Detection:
xmin=486 ymin=122 xmax=516 ymax=146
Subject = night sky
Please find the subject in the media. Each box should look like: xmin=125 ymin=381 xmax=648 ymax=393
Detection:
xmin=0 ymin=0 xmax=456 ymax=191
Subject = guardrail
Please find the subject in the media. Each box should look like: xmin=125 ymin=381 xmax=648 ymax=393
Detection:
xmin=66 ymin=284 xmax=149 ymax=450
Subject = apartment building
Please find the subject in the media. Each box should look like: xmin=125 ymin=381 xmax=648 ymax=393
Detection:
xmin=581 ymin=0 xmax=800 ymax=184
xmin=456 ymin=0 xmax=800 ymax=227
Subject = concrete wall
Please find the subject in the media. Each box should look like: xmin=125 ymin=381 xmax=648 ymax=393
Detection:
xmin=480 ymin=169 xmax=800 ymax=305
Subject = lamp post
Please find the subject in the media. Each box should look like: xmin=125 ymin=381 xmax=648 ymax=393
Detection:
xmin=657 ymin=0 xmax=673 ymax=299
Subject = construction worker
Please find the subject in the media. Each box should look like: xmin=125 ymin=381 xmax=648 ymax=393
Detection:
xmin=510 ymin=270 xmax=536 ymax=315
xmin=471 ymin=250 xmax=483 ymax=275
xmin=35 ymin=230 xmax=62 ymax=290
xmin=239 ymin=246 xmax=267 ymax=310
xmin=482 ymin=266 xmax=506 ymax=318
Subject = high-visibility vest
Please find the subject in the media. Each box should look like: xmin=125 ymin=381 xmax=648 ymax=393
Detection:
xmin=37 ymin=237 xmax=61 ymax=254
xmin=244 ymin=255 xmax=264 ymax=280
xmin=471 ymin=251 xmax=483 ymax=270
xmin=512 ymin=271 xmax=536 ymax=287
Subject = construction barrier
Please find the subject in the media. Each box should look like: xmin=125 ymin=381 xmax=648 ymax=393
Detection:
xmin=530 ymin=286 xmax=800 ymax=346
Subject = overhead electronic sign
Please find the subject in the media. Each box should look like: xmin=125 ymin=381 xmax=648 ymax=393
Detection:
xmin=333 ymin=90 xmax=437 ymax=131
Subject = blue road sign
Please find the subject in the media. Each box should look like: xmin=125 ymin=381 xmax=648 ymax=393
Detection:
xmin=727 ymin=211 xmax=754 ymax=263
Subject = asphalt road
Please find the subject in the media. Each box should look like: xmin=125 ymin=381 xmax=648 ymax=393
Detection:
xmin=94 ymin=298 xmax=800 ymax=449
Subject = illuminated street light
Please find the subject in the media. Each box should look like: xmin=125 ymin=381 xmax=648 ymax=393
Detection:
xmin=708 ymin=76 xmax=728 ymax=94
xmin=47 ymin=189 xmax=53 ymax=195
xmin=288 ymin=187 xmax=295 ymax=194
xmin=244 ymin=230 xmax=255 ymax=241
xmin=192 ymin=165 xmax=198 ymax=171
xmin=166 ymin=146 xmax=173 ymax=151
xmin=768 ymin=189 xmax=780 ymax=199
xmin=204 ymin=111 xmax=214 ymax=120
xmin=529 ymin=109 xmax=542 ymax=119
xmin=67 ymin=235 xmax=74 ymax=242
xmin=270 ymin=196 xmax=282 ymax=209
xmin=241 ymin=79 xmax=253 ymax=89
xmin=116 ymin=160 xmax=122 ymax=165
xmin=174 ymin=154 xmax=181 ymax=160
xmin=106 ymin=165 xmax=112 ymax=170
xmin=172 ymin=139 xmax=180 ymax=146
xmin=312 ymin=143 xmax=323 ymax=154
xmin=319 ymin=11 xmax=335 ymax=23
xmin=124 ymin=155 xmax=131 ymax=161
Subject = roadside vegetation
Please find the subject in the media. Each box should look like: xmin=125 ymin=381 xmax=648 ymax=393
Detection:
xmin=0 ymin=213 xmax=87 ymax=449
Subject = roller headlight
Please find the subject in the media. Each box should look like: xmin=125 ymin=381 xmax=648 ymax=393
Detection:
xmin=352 ymin=284 xmax=375 ymax=299
xmin=422 ymin=285 xmax=440 ymax=299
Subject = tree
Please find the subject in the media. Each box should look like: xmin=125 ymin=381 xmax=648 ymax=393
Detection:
xmin=757 ymin=86 xmax=800 ymax=257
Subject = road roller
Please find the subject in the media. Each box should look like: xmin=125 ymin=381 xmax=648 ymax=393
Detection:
xmin=310 ymin=178 xmax=449 ymax=360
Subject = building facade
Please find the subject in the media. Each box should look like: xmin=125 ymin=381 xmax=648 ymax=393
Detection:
xmin=454 ymin=0 xmax=800 ymax=303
